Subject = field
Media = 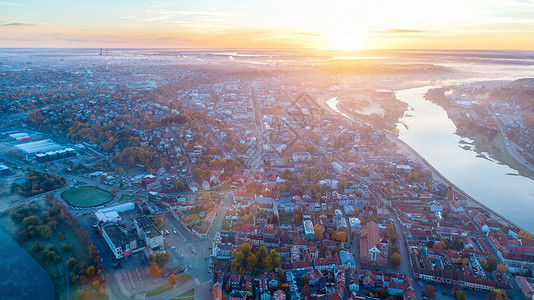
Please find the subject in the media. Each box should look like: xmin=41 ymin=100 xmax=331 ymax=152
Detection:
xmin=61 ymin=186 xmax=113 ymax=207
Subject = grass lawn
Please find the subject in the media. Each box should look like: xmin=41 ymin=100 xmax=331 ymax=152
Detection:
xmin=177 ymin=274 xmax=192 ymax=283
xmin=146 ymin=284 xmax=172 ymax=297
xmin=61 ymin=186 xmax=113 ymax=207
xmin=173 ymin=289 xmax=194 ymax=299
xmin=279 ymin=215 xmax=295 ymax=225
xmin=118 ymin=194 xmax=143 ymax=202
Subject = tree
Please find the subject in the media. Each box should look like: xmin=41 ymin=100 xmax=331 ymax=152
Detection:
xmin=433 ymin=240 xmax=446 ymax=250
xmin=68 ymin=257 xmax=78 ymax=269
xmin=487 ymin=289 xmax=509 ymax=300
xmin=424 ymin=285 xmax=435 ymax=299
xmin=239 ymin=243 xmax=251 ymax=257
xmin=61 ymin=243 xmax=73 ymax=253
xmin=302 ymin=284 xmax=311 ymax=297
xmin=152 ymin=252 xmax=170 ymax=264
xmin=479 ymin=258 xmax=489 ymax=270
xmin=86 ymin=266 xmax=95 ymax=277
xmin=246 ymin=253 xmax=257 ymax=272
xmin=75 ymin=289 xmax=90 ymax=300
xmin=268 ymin=215 xmax=279 ymax=224
xmin=32 ymin=242 xmax=43 ymax=252
xmin=149 ymin=262 xmax=160 ymax=278
xmin=268 ymin=249 xmax=281 ymax=270
xmin=385 ymin=224 xmax=397 ymax=242
xmin=92 ymin=280 xmax=101 ymax=290
xmin=391 ymin=252 xmax=401 ymax=267
xmin=519 ymin=230 xmax=532 ymax=240
xmin=23 ymin=215 xmax=41 ymax=227
xmin=487 ymin=255 xmax=498 ymax=271
xmin=332 ymin=231 xmax=347 ymax=242
xmin=354 ymin=207 xmax=360 ymax=217
xmin=258 ymin=246 xmax=269 ymax=260
xmin=454 ymin=288 xmax=466 ymax=300
xmin=173 ymin=180 xmax=188 ymax=192
xmin=314 ymin=224 xmax=324 ymax=241
xmin=148 ymin=216 xmax=164 ymax=229
xmin=301 ymin=274 xmax=309 ymax=286
xmin=496 ymin=263 xmax=507 ymax=273
xmin=377 ymin=287 xmax=389 ymax=298
xmin=168 ymin=274 xmax=177 ymax=286
xmin=391 ymin=245 xmax=399 ymax=254
xmin=293 ymin=208 xmax=303 ymax=224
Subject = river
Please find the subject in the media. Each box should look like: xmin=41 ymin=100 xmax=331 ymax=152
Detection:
xmin=395 ymin=86 xmax=534 ymax=232
xmin=396 ymin=87 xmax=534 ymax=232
xmin=0 ymin=228 xmax=55 ymax=300
xmin=326 ymin=86 xmax=534 ymax=233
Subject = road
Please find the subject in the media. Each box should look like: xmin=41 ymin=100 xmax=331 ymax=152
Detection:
xmin=491 ymin=109 xmax=534 ymax=175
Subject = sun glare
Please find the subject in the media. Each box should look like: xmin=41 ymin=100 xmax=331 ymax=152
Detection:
xmin=322 ymin=30 xmax=368 ymax=51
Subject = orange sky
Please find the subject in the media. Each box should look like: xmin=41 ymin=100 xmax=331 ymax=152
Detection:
xmin=1 ymin=0 xmax=533 ymax=49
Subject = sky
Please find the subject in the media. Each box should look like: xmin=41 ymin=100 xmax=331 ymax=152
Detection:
xmin=1 ymin=0 xmax=534 ymax=50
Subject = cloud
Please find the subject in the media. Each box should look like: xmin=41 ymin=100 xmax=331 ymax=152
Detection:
xmin=0 ymin=2 xmax=26 ymax=7
xmin=296 ymin=32 xmax=321 ymax=37
xmin=371 ymin=28 xmax=432 ymax=34
xmin=1 ymin=21 xmax=46 ymax=26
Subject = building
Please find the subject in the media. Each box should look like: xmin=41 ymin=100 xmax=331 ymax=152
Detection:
xmin=134 ymin=216 xmax=164 ymax=249
xmin=273 ymin=290 xmax=286 ymax=300
xmin=304 ymin=220 xmax=314 ymax=241
xmin=339 ymin=250 xmax=356 ymax=269
xmin=102 ymin=225 xmax=132 ymax=259
xmin=259 ymin=273 xmax=272 ymax=300
xmin=360 ymin=221 xmax=389 ymax=269
xmin=213 ymin=282 xmax=223 ymax=300
xmin=292 ymin=152 xmax=312 ymax=162
xmin=0 ymin=164 xmax=9 ymax=176
xmin=517 ymin=276 xmax=534 ymax=299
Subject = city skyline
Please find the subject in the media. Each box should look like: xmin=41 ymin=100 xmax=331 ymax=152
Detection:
xmin=1 ymin=0 xmax=534 ymax=50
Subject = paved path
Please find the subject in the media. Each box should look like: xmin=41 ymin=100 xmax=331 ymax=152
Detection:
xmin=51 ymin=237 xmax=70 ymax=300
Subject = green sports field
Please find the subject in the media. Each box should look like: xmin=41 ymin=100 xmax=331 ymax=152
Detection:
xmin=61 ymin=186 xmax=113 ymax=207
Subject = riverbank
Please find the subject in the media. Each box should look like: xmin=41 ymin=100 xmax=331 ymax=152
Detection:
xmin=388 ymin=133 xmax=527 ymax=232
xmin=322 ymin=87 xmax=531 ymax=233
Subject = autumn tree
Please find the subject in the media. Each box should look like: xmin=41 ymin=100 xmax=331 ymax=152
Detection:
xmin=168 ymin=274 xmax=177 ymax=286
xmin=496 ymin=263 xmax=507 ymax=273
xmin=487 ymin=289 xmax=509 ymax=300
xmin=92 ymin=280 xmax=100 ymax=290
xmin=453 ymin=286 xmax=466 ymax=300
xmin=385 ymin=224 xmax=397 ymax=242
xmin=257 ymin=246 xmax=268 ymax=260
xmin=149 ymin=216 xmax=164 ymax=229
xmin=314 ymin=224 xmax=324 ymax=241
xmin=293 ymin=208 xmax=303 ymax=224
xmin=391 ymin=252 xmax=401 ymax=267
xmin=149 ymin=262 xmax=160 ymax=278
xmin=519 ymin=230 xmax=532 ymax=240
xmin=332 ymin=231 xmax=347 ymax=242
xmin=246 ymin=254 xmax=258 ymax=272
xmin=424 ymin=284 xmax=435 ymax=299
xmin=86 ymin=266 xmax=96 ymax=277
